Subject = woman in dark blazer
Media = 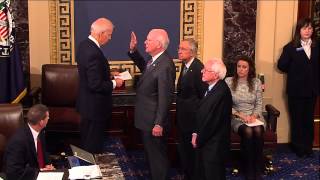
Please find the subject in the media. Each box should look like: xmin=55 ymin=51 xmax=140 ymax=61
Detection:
xmin=277 ymin=18 xmax=319 ymax=158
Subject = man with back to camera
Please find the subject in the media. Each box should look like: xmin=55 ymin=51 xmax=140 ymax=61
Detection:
xmin=128 ymin=29 xmax=176 ymax=180
xmin=4 ymin=104 xmax=55 ymax=180
xmin=76 ymin=17 xmax=123 ymax=154
xmin=176 ymin=38 xmax=208 ymax=179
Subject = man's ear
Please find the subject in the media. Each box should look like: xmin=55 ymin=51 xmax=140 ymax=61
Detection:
xmin=39 ymin=119 xmax=45 ymax=127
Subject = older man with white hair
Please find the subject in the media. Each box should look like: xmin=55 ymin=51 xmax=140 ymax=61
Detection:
xmin=128 ymin=29 xmax=176 ymax=180
xmin=191 ymin=58 xmax=232 ymax=180
xmin=76 ymin=17 xmax=123 ymax=154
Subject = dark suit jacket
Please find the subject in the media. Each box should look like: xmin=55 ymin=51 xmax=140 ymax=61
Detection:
xmin=195 ymin=80 xmax=232 ymax=161
xmin=277 ymin=41 xmax=319 ymax=97
xmin=4 ymin=124 xmax=49 ymax=180
xmin=128 ymin=50 xmax=176 ymax=131
xmin=76 ymin=38 xmax=113 ymax=121
xmin=176 ymin=58 xmax=208 ymax=132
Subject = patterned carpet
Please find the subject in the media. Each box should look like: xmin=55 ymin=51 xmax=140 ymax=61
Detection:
xmin=103 ymin=137 xmax=320 ymax=180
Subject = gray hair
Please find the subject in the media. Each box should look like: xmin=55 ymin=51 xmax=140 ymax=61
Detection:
xmin=183 ymin=38 xmax=198 ymax=55
xmin=27 ymin=104 xmax=48 ymax=125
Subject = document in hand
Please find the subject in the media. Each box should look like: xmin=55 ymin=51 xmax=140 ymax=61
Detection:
xmin=114 ymin=70 xmax=132 ymax=80
xmin=37 ymin=172 xmax=64 ymax=180
xmin=245 ymin=119 xmax=264 ymax=127
xmin=68 ymin=165 xmax=102 ymax=179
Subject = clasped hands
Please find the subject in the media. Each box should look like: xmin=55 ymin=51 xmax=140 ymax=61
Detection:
xmin=236 ymin=112 xmax=258 ymax=124
xmin=152 ymin=124 xmax=163 ymax=137
xmin=40 ymin=164 xmax=55 ymax=171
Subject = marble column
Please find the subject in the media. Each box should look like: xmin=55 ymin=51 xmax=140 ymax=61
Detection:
xmin=223 ymin=0 xmax=257 ymax=76
xmin=314 ymin=0 xmax=320 ymax=40
xmin=11 ymin=0 xmax=30 ymax=89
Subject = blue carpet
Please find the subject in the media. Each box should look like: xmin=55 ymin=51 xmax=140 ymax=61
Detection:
xmin=103 ymin=137 xmax=320 ymax=180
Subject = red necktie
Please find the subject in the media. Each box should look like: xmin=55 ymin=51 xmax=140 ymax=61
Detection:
xmin=37 ymin=137 xmax=45 ymax=168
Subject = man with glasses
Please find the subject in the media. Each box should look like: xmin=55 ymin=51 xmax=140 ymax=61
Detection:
xmin=128 ymin=30 xmax=176 ymax=180
xmin=176 ymin=39 xmax=207 ymax=179
xmin=191 ymin=59 xmax=232 ymax=180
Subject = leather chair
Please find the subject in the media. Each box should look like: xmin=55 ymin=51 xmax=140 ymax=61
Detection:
xmin=40 ymin=64 xmax=80 ymax=133
xmin=0 ymin=103 xmax=24 ymax=171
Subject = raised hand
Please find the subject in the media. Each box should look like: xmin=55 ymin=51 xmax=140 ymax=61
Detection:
xmin=129 ymin=31 xmax=138 ymax=52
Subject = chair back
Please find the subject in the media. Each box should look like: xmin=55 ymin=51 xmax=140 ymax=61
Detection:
xmin=42 ymin=64 xmax=79 ymax=106
xmin=41 ymin=64 xmax=81 ymax=133
xmin=0 ymin=103 xmax=24 ymax=171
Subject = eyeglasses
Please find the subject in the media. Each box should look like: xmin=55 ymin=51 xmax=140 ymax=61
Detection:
xmin=177 ymin=47 xmax=191 ymax=52
xmin=201 ymin=69 xmax=215 ymax=73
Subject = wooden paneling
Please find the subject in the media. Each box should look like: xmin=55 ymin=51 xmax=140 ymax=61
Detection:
xmin=313 ymin=97 xmax=320 ymax=148
xmin=298 ymin=0 xmax=313 ymax=19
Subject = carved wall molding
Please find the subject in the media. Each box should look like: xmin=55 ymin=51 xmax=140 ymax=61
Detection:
xmin=49 ymin=0 xmax=73 ymax=64
xmin=49 ymin=0 xmax=203 ymax=64
xmin=180 ymin=0 xmax=204 ymax=60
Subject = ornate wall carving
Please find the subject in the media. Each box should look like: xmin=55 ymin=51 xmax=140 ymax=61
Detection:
xmin=49 ymin=0 xmax=72 ymax=64
xmin=180 ymin=0 xmax=204 ymax=60
xmin=49 ymin=0 xmax=203 ymax=69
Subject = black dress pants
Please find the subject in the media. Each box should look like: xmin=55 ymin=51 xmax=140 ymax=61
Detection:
xmin=80 ymin=117 xmax=108 ymax=154
xmin=177 ymin=131 xmax=195 ymax=180
xmin=287 ymin=96 xmax=316 ymax=156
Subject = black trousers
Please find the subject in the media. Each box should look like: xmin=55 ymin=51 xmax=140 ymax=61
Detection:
xmin=288 ymin=96 xmax=316 ymax=155
xmin=80 ymin=117 xmax=108 ymax=154
xmin=193 ymin=147 xmax=226 ymax=180
xmin=141 ymin=131 xmax=169 ymax=180
xmin=177 ymin=131 xmax=195 ymax=180
xmin=238 ymin=124 xmax=264 ymax=179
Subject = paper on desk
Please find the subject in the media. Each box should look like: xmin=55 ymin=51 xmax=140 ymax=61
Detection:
xmin=245 ymin=119 xmax=264 ymax=127
xmin=37 ymin=172 xmax=64 ymax=180
xmin=114 ymin=71 xmax=132 ymax=80
xmin=68 ymin=165 xmax=102 ymax=179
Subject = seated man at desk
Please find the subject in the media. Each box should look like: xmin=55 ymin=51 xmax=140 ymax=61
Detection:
xmin=4 ymin=104 xmax=55 ymax=180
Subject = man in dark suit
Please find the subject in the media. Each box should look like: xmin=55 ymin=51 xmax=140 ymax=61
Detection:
xmin=176 ymin=39 xmax=207 ymax=179
xmin=191 ymin=59 xmax=232 ymax=180
xmin=4 ymin=104 xmax=55 ymax=180
xmin=76 ymin=18 xmax=123 ymax=153
xmin=128 ymin=30 xmax=176 ymax=180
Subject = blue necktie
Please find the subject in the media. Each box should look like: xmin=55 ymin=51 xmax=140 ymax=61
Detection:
xmin=146 ymin=60 xmax=153 ymax=69
xmin=182 ymin=65 xmax=188 ymax=76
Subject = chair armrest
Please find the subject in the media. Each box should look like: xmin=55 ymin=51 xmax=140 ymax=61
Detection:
xmin=265 ymin=104 xmax=280 ymax=133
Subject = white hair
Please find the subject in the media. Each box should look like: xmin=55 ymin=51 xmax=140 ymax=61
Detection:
xmin=150 ymin=29 xmax=170 ymax=50
xmin=90 ymin=18 xmax=113 ymax=34
xmin=208 ymin=58 xmax=227 ymax=80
